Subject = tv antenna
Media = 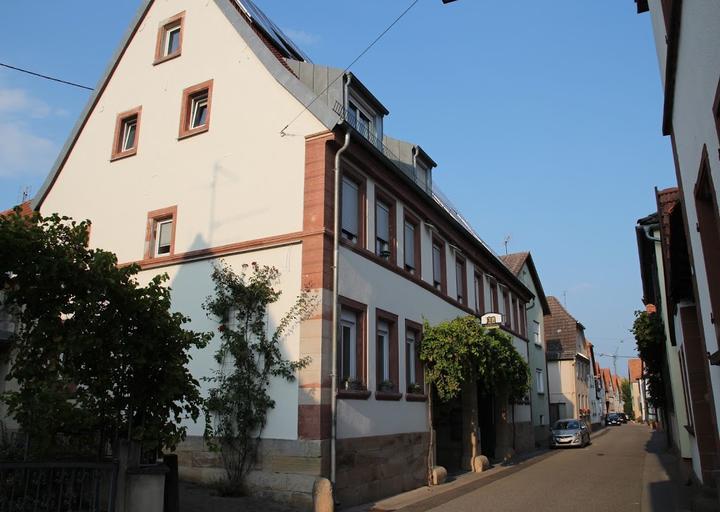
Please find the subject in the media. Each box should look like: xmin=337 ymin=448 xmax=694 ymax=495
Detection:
xmin=503 ymin=235 xmax=511 ymax=255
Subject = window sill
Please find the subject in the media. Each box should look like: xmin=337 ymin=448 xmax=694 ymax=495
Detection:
xmin=153 ymin=52 xmax=181 ymax=66
xmin=178 ymin=125 xmax=209 ymax=140
xmin=337 ymin=389 xmax=371 ymax=400
xmin=110 ymin=148 xmax=138 ymax=162
xmin=406 ymin=393 xmax=428 ymax=402
xmin=375 ymin=391 xmax=402 ymax=401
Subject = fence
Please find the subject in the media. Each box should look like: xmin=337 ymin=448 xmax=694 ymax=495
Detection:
xmin=0 ymin=461 xmax=118 ymax=512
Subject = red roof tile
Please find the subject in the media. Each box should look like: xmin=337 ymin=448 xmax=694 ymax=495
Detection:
xmin=544 ymin=296 xmax=583 ymax=359
xmin=1 ymin=201 xmax=33 ymax=218
xmin=500 ymin=252 xmax=529 ymax=276
xmin=628 ymin=359 xmax=643 ymax=382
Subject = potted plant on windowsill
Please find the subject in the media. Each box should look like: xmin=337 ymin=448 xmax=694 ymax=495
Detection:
xmin=407 ymin=382 xmax=423 ymax=395
xmin=378 ymin=380 xmax=394 ymax=392
xmin=343 ymin=377 xmax=365 ymax=391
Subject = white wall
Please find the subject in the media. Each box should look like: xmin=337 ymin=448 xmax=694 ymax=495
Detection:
xmin=653 ymin=0 xmax=720 ymax=431
xmin=40 ymin=0 xmax=326 ymax=263
xmin=136 ymin=245 xmax=304 ymax=439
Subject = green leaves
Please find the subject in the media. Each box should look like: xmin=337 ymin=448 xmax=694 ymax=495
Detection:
xmin=202 ymin=261 xmax=316 ymax=486
xmin=631 ymin=310 xmax=666 ymax=408
xmin=420 ymin=316 xmax=530 ymax=403
xmin=0 ymin=210 xmax=210 ymax=456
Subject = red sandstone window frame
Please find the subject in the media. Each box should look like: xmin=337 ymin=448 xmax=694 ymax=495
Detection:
xmin=403 ymin=210 xmax=421 ymax=276
xmin=374 ymin=187 xmax=396 ymax=264
xmin=337 ymin=296 xmax=368 ymax=394
xmin=455 ymin=254 xmax=467 ymax=306
xmin=431 ymin=236 xmax=446 ymax=293
xmin=405 ymin=319 xmax=424 ymax=396
xmin=144 ymin=206 xmax=177 ymax=260
xmin=474 ymin=271 xmax=485 ymax=314
xmin=179 ymin=79 xmax=214 ymax=140
xmin=375 ymin=308 xmax=400 ymax=398
xmin=154 ymin=11 xmax=185 ymax=65
xmin=110 ymin=106 xmax=142 ymax=161
xmin=339 ymin=167 xmax=367 ymax=247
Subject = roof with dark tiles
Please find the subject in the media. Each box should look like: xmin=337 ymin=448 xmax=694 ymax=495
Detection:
xmin=544 ymin=296 xmax=584 ymax=360
xmin=500 ymin=252 xmax=550 ymax=315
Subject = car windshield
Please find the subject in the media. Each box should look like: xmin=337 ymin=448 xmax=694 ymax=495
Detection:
xmin=608 ymin=414 xmax=618 ymax=420
xmin=553 ymin=420 xmax=580 ymax=430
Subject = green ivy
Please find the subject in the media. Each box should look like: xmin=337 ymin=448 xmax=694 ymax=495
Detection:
xmin=420 ymin=316 xmax=529 ymax=403
xmin=631 ymin=310 xmax=665 ymax=408
xmin=202 ymin=262 xmax=316 ymax=490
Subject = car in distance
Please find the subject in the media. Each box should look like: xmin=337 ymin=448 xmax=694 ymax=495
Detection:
xmin=618 ymin=412 xmax=629 ymax=423
xmin=550 ymin=419 xmax=591 ymax=448
xmin=606 ymin=413 xmax=622 ymax=426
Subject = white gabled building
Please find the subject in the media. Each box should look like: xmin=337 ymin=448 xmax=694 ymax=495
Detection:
xmin=25 ymin=0 xmax=541 ymax=507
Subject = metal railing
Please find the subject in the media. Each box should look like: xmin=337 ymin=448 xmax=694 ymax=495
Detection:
xmin=333 ymin=102 xmax=399 ymax=163
xmin=0 ymin=461 xmax=118 ymax=512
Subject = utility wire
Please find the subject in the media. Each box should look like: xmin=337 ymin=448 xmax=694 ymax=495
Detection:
xmin=0 ymin=62 xmax=94 ymax=91
xmin=280 ymin=0 xmax=420 ymax=135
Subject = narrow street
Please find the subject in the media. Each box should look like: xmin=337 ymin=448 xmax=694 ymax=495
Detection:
xmin=395 ymin=424 xmax=682 ymax=512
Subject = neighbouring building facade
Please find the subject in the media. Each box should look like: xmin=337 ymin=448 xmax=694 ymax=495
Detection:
xmin=628 ymin=358 xmax=648 ymax=422
xmin=14 ymin=0 xmax=542 ymax=507
xmin=501 ymin=252 xmax=551 ymax=447
xmin=587 ymin=343 xmax=605 ymax=429
xmin=544 ymin=297 xmax=591 ymax=425
xmin=635 ymin=0 xmax=720 ymax=490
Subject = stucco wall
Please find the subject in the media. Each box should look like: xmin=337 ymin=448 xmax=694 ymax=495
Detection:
xmin=654 ymin=0 xmax=720 ymax=431
xmin=40 ymin=0 xmax=326 ymax=263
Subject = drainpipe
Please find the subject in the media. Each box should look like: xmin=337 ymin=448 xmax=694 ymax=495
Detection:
xmin=331 ymin=130 xmax=351 ymax=489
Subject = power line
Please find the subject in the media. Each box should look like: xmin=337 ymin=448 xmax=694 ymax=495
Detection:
xmin=0 ymin=62 xmax=94 ymax=91
xmin=280 ymin=0 xmax=420 ymax=135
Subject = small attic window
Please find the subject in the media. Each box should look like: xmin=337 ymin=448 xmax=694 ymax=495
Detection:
xmin=416 ymin=160 xmax=431 ymax=192
xmin=111 ymin=107 xmax=142 ymax=161
xmin=179 ymin=80 xmax=213 ymax=139
xmin=346 ymin=93 xmax=383 ymax=148
xmin=154 ymin=11 xmax=185 ymax=64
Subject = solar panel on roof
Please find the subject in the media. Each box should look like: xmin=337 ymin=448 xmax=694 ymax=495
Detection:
xmin=234 ymin=0 xmax=312 ymax=62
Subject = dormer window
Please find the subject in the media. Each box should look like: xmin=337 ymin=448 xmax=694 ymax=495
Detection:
xmin=348 ymin=101 xmax=373 ymax=140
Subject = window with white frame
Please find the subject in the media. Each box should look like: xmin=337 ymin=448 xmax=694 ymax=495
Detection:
xmin=154 ymin=219 xmax=173 ymax=256
xmin=403 ymin=218 xmax=418 ymax=273
xmin=121 ymin=117 xmax=137 ymax=152
xmin=432 ymin=240 xmax=444 ymax=291
xmin=474 ymin=272 xmax=485 ymax=313
xmin=375 ymin=198 xmax=391 ymax=258
xmin=533 ymin=322 xmax=541 ymax=345
xmin=163 ymin=25 xmax=181 ymax=57
xmin=536 ymin=368 xmax=545 ymax=394
xmin=340 ymin=309 xmax=358 ymax=382
xmin=190 ymin=93 xmax=209 ymax=129
xmin=348 ymin=101 xmax=374 ymax=140
xmin=455 ymin=257 xmax=466 ymax=305
xmin=111 ymin=107 xmax=142 ymax=160
xmin=341 ymin=176 xmax=360 ymax=243
xmin=377 ymin=319 xmax=390 ymax=382
xmin=154 ymin=11 xmax=184 ymax=63
xmin=406 ymin=329 xmax=417 ymax=387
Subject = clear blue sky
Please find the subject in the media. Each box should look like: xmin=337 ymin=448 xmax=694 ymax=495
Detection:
xmin=0 ymin=1 xmax=675 ymax=376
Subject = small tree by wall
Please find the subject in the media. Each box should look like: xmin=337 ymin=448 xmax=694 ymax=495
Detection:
xmin=621 ymin=379 xmax=635 ymax=419
xmin=0 ymin=210 xmax=210 ymax=457
xmin=631 ymin=310 xmax=666 ymax=409
xmin=420 ymin=316 xmax=530 ymax=403
xmin=202 ymin=262 xmax=316 ymax=491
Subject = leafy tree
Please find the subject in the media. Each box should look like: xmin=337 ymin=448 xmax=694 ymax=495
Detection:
xmin=420 ymin=316 xmax=529 ymax=402
xmin=0 ymin=209 xmax=210 ymax=457
xmin=621 ymin=379 xmax=635 ymax=419
xmin=631 ymin=310 xmax=666 ymax=408
xmin=202 ymin=262 xmax=316 ymax=490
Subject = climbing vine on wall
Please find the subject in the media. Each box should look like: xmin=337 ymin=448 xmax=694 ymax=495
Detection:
xmin=631 ymin=310 xmax=666 ymax=408
xmin=202 ymin=262 xmax=317 ymax=489
xmin=420 ymin=316 xmax=529 ymax=403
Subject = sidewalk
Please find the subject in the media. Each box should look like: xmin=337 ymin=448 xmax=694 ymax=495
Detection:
xmin=641 ymin=428 xmax=719 ymax=512
xmin=344 ymin=428 xmax=612 ymax=512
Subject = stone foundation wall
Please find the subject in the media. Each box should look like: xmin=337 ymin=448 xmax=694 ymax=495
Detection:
xmin=495 ymin=421 xmax=534 ymax=459
xmin=174 ymin=436 xmax=328 ymax=510
xmin=534 ymin=425 xmax=550 ymax=448
xmin=336 ymin=432 xmax=429 ymax=509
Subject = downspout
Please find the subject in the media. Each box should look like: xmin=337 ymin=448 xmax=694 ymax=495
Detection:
xmin=331 ymin=130 xmax=351 ymax=490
